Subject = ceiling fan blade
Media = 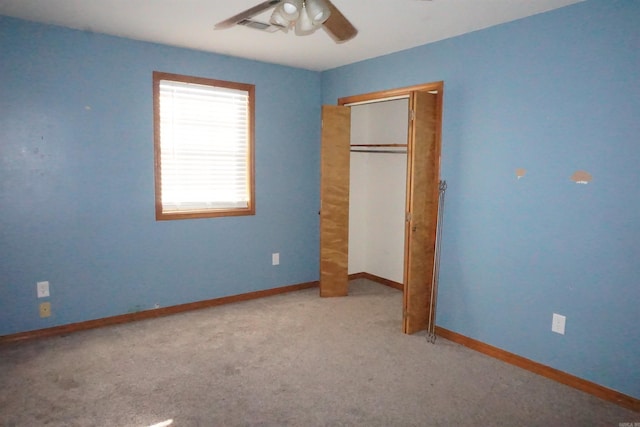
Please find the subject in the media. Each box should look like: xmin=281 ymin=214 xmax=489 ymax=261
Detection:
xmin=322 ymin=0 xmax=357 ymax=42
xmin=215 ymin=0 xmax=282 ymax=29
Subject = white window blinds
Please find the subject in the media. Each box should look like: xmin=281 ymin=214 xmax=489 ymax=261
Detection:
xmin=158 ymin=79 xmax=250 ymax=213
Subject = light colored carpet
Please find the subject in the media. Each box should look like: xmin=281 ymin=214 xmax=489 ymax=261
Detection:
xmin=0 ymin=279 xmax=637 ymax=426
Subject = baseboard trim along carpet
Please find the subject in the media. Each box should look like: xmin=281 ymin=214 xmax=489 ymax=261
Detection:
xmin=435 ymin=326 xmax=639 ymax=413
xmin=355 ymin=273 xmax=639 ymax=413
xmin=1 ymin=275 xmax=637 ymax=413
xmin=349 ymin=272 xmax=404 ymax=291
xmin=0 ymin=281 xmax=318 ymax=345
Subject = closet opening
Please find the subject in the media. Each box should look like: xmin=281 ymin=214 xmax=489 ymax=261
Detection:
xmin=347 ymin=97 xmax=409 ymax=292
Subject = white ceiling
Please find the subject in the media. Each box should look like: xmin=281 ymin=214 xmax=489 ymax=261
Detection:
xmin=0 ymin=0 xmax=583 ymax=71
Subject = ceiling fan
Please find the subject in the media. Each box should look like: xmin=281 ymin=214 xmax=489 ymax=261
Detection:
xmin=215 ymin=0 xmax=357 ymax=43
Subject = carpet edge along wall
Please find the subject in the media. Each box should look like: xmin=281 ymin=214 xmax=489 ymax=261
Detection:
xmin=1 ymin=278 xmax=638 ymax=413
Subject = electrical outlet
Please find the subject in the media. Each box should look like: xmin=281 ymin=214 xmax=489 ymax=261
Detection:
xmin=39 ymin=302 xmax=51 ymax=318
xmin=272 ymin=253 xmax=280 ymax=266
xmin=37 ymin=281 xmax=50 ymax=298
xmin=552 ymin=313 xmax=566 ymax=335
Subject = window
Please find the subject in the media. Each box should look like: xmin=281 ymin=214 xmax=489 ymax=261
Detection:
xmin=153 ymin=71 xmax=255 ymax=220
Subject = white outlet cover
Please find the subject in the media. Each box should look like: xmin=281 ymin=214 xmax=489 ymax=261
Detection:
xmin=552 ymin=313 xmax=566 ymax=335
xmin=37 ymin=281 xmax=50 ymax=298
xmin=272 ymin=253 xmax=280 ymax=266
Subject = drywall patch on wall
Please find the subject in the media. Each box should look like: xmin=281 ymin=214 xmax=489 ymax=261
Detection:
xmin=571 ymin=170 xmax=592 ymax=184
xmin=515 ymin=168 xmax=527 ymax=180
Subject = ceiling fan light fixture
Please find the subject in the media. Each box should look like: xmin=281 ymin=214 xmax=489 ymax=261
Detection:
xmin=216 ymin=0 xmax=356 ymax=42
xmin=305 ymin=0 xmax=331 ymax=24
xmin=281 ymin=0 xmax=302 ymax=19
xmin=270 ymin=5 xmax=292 ymax=29
xmin=294 ymin=5 xmax=318 ymax=36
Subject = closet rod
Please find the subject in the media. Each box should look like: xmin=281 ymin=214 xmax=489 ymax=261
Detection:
xmin=350 ymin=149 xmax=407 ymax=154
xmin=350 ymin=144 xmax=407 ymax=148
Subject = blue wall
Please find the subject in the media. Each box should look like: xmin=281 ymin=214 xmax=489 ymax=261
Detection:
xmin=323 ymin=0 xmax=639 ymax=398
xmin=0 ymin=17 xmax=321 ymax=335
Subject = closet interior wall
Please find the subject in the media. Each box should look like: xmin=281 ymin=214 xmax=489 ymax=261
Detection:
xmin=348 ymin=99 xmax=409 ymax=285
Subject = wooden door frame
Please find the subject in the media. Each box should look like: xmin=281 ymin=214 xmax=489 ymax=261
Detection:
xmin=338 ymin=82 xmax=443 ymax=108
xmin=338 ymin=81 xmax=444 ymax=334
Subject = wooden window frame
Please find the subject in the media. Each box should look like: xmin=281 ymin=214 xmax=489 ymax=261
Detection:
xmin=153 ymin=71 xmax=255 ymax=220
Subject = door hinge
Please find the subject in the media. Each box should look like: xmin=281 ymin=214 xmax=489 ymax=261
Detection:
xmin=405 ymin=212 xmax=412 ymax=222
xmin=410 ymin=110 xmax=415 ymax=121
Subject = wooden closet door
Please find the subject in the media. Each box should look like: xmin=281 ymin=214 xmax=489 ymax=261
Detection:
xmin=319 ymin=105 xmax=351 ymax=297
xmin=403 ymin=91 xmax=441 ymax=334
